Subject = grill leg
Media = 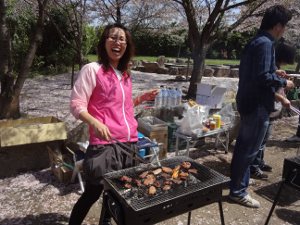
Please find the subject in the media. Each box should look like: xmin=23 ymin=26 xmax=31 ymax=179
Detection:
xmin=264 ymin=180 xmax=285 ymax=225
xmin=187 ymin=211 xmax=192 ymax=225
xmin=99 ymin=192 xmax=108 ymax=225
xmin=218 ymin=200 xmax=225 ymax=225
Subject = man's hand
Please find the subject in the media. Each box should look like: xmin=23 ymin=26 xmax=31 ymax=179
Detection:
xmin=281 ymin=97 xmax=291 ymax=108
xmin=285 ymin=80 xmax=295 ymax=90
xmin=276 ymin=69 xmax=288 ymax=78
xmin=275 ymin=92 xmax=291 ymax=108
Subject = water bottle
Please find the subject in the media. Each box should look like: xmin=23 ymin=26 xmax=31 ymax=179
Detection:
xmin=154 ymin=87 xmax=163 ymax=108
xmin=170 ymin=87 xmax=177 ymax=107
xmin=176 ymin=87 xmax=182 ymax=106
xmin=166 ymin=87 xmax=172 ymax=108
xmin=177 ymin=88 xmax=182 ymax=105
xmin=161 ymin=86 xmax=168 ymax=107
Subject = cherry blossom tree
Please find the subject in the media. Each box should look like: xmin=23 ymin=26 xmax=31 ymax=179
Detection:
xmin=88 ymin=0 xmax=179 ymax=30
xmin=172 ymin=0 xmax=269 ymax=98
xmin=238 ymin=0 xmax=300 ymax=71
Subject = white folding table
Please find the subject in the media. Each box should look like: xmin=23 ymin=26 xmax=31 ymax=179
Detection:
xmin=174 ymin=125 xmax=230 ymax=156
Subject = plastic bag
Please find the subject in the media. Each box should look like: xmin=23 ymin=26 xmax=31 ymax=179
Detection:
xmin=218 ymin=103 xmax=236 ymax=126
xmin=175 ymin=103 xmax=209 ymax=136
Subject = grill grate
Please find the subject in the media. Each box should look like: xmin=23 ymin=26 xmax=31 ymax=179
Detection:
xmin=104 ymin=156 xmax=229 ymax=211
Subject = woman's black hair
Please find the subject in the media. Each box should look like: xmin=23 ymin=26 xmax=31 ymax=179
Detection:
xmin=97 ymin=23 xmax=135 ymax=73
xmin=275 ymin=42 xmax=296 ymax=68
xmin=260 ymin=5 xmax=292 ymax=30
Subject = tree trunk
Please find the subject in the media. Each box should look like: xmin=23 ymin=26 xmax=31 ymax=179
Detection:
xmin=0 ymin=0 xmax=49 ymax=119
xmin=187 ymin=46 xmax=208 ymax=99
xmin=296 ymin=61 xmax=300 ymax=72
xmin=71 ymin=59 xmax=75 ymax=89
xmin=0 ymin=95 xmax=20 ymax=119
xmin=0 ymin=0 xmax=16 ymax=119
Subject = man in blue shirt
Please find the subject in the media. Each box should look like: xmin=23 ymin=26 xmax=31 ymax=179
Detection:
xmin=230 ymin=5 xmax=294 ymax=208
xmin=250 ymin=42 xmax=296 ymax=180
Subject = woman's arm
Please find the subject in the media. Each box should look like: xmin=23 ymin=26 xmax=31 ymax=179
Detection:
xmin=133 ymin=89 xmax=158 ymax=106
xmin=79 ymin=111 xmax=111 ymax=141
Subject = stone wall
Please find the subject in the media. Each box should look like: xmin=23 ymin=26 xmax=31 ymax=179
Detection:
xmin=132 ymin=58 xmax=240 ymax=78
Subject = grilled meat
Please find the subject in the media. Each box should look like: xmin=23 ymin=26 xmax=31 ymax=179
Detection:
xmin=161 ymin=172 xmax=172 ymax=179
xmin=162 ymin=166 xmax=173 ymax=174
xmin=148 ymin=186 xmax=157 ymax=195
xmin=152 ymin=168 xmax=162 ymax=175
xmin=179 ymin=172 xmax=189 ymax=178
xmin=162 ymin=184 xmax=171 ymax=191
xmin=188 ymin=168 xmax=198 ymax=174
xmin=134 ymin=179 xmax=142 ymax=187
xmin=143 ymin=174 xmax=156 ymax=186
xmin=139 ymin=171 xmax=149 ymax=179
xmin=116 ymin=160 xmax=198 ymax=197
xmin=181 ymin=161 xmax=191 ymax=169
xmin=120 ymin=175 xmax=132 ymax=183
xmin=124 ymin=183 xmax=132 ymax=189
xmin=164 ymin=180 xmax=172 ymax=186
xmin=154 ymin=181 xmax=161 ymax=188
xmin=172 ymin=179 xmax=183 ymax=184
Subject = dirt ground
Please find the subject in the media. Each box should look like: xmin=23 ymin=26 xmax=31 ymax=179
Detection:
xmin=0 ymin=71 xmax=300 ymax=225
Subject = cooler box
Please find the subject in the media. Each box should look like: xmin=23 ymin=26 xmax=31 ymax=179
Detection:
xmin=138 ymin=116 xmax=168 ymax=159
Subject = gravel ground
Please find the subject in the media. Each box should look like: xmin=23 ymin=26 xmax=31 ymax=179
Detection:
xmin=0 ymin=71 xmax=299 ymax=225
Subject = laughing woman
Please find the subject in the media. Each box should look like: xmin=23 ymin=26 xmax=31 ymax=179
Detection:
xmin=68 ymin=23 xmax=156 ymax=225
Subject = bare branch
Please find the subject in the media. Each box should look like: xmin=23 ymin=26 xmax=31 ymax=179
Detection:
xmin=222 ymin=0 xmax=264 ymax=12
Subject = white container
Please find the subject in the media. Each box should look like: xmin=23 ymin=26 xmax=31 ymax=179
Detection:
xmin=196 ymin=83 xmax=226 ymax=109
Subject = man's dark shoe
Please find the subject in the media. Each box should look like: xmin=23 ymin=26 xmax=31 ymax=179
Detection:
xmin=251 ymin=169 xmax=268 ymax=180
xmin=100 ymin=216 xmax=112 ymax=225
xmin=101 ymin=220 xmax=112 ymax=225
xmin=286 ymin=135 xmax=300 ymax=142
xmin=260 ymin=164 xmax=272 ymax=172
xmin=102 ymin=222 xmax=112 ymax=225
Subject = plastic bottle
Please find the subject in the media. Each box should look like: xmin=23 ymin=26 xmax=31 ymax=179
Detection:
xmin=154 ymin=86 xmax=164 ymax=108
xmin=165 ymin=88 xmax=171 ymax=108
xmin=167 ymin=87 xmax=175 ymax=108
xmin=161 ymin=86 xmax=168 ymax=107
xmin=176 ymin=87 xmax=182 ymax=106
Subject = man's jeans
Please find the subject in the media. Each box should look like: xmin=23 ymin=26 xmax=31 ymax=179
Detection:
xmin=230 ymin=106 xmax=270 ymax=197
xmin=250 ymin=121 xmax=272 ymax=172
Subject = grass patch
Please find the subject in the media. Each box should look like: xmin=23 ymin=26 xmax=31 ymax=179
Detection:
xmin=87 ymin=54 xmax=98 ymax=62
xmin=205 ymin=59 xmax=239 ymax=65
xmin=86 ymin=54 xmax=297 ymax=71
xmin=133 ymin=56 xmax=159 ymax=62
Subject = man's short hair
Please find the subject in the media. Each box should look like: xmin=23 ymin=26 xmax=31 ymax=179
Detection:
xmin=276 ymin=42 xmax=296 ymax=66
xmin=260 ymin=5 xmax=292 ymax=30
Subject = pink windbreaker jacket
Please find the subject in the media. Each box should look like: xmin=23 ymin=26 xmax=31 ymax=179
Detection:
xmin=70 ymin=62 xmax=138 ymax=145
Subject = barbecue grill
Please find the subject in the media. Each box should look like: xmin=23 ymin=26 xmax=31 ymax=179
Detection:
xmin=99 ymin=156 xmax=230 ymax=225
xmin=265 ymin=155 xmax=300 ymax=225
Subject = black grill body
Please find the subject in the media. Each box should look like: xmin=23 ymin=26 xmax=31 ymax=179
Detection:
xmin=101 ymin=156 xmax=230 ymax=225
xmin=265 ymin=156 xmax=300 ymax=225
xmin=283 ymin=156 xmax=300 ymax=189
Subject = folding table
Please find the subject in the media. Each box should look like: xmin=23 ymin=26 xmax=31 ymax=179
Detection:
xmin=174 ymin=124 xmax=230 ymax=156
